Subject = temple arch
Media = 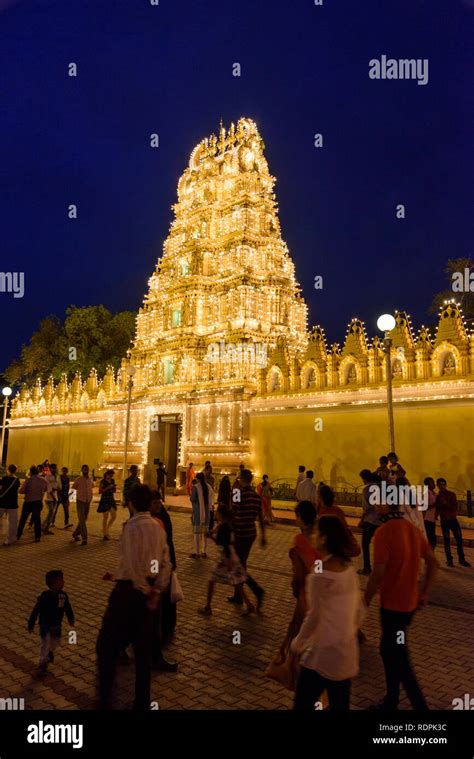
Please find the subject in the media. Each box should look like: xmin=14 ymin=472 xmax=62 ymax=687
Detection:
xmin=431 ymin=343 xmax=461 ymax=377
xmin=301 ymin=361 xmax=320 ymax=390
xmin=267 ymin=365 xmax=283 ymax=393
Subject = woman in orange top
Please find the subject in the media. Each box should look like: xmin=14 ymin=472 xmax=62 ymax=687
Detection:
xmin=290 ymin=500 xmax=320 ymax=621
xmin=266 ymin=499 xmax=320 ymax=690
xmin=186 ymin=463 xmax=196 ymax=496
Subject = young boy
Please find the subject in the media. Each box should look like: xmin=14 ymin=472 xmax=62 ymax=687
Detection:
xmin=387 ymin=452 xmax=406 ymax=482
xmin=28 ymin=570 xmax=75 ymax=676
xmin=375 ymin=456 xmax=391 ymax=481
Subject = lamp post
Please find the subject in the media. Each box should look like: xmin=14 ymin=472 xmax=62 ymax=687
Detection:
xmin=1 ymin=387 xmax=12 ymax=468
xmin=122 ymin=365 xmax=137 ymax=482
xmin=377 ymin=314 xmax=396 ymax=452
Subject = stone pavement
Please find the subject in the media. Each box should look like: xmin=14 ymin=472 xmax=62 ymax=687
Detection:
xmin=0 ymin=503 xmax=472 ymax=711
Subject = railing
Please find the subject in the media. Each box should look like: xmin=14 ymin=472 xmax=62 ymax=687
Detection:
xmin=257 ymin=476 xmax=472 ymax=517
xmin=1 ymin=467 xmax=471 ymax=517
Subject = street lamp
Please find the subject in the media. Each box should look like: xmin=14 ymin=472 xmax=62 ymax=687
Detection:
xmin=377 ymin=314 xmax=396 ymax=452
xmin=1 ymin=387 xmax=12 ymax=467
xmin=122 ymin=365 xmax=137 ymax=482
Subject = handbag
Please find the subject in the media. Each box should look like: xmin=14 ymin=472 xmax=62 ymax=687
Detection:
xmin=265 ymin=643 xmax=299 ymax=691
xmin=170 ymin=571 xmax=185 ymax=603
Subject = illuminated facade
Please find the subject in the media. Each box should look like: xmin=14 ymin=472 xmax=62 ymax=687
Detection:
xmin=8 ymin=119 xmax=474 ymax=488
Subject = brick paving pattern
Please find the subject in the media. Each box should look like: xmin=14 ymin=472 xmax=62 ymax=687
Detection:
xmin=0 ymin=503 xmax=472 ymax=710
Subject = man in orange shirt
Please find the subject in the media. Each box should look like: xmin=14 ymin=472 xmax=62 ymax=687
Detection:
xmin=365 ymin=500 xmax=438 ymax=711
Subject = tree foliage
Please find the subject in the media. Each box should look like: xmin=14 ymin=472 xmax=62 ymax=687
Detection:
xmin=430 ymin=257 xmax=474 ymax=321
xmin=4 ymin=306 xmax=136 ymax=386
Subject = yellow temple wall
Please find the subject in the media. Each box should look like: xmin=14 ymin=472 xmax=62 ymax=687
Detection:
xmin=249 ymin=401 xmax=474 ymax=491
xmin=8 ymin=422 xmax=109 ymax=475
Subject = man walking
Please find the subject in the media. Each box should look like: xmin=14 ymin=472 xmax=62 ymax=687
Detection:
xmin=96 ymin=484 xmax=171 ymax=710
xmin=55 ymin=466 xmax=73 ymax=528
xmin=72 ymin=464 xmax=93 ymax=546
xmin=365 ymin=499 xmax=438 ymax=711
xmin=436 ymin=478 xmax=470 ymax=567
xmin=295 ymin=465 xmax=306 ymax=493
xmin=17 ymin=466 xmax=47 ymax=543
xmin=358 ymin=469 xmax=382 ymax=575
xmin=296 ymin=469 xmax=318 ymax=506
xmin=230 ymin=469 xmax=266 ymax=610
xmin=0 ymin=464 xmax=21 ymax=545
xmin=123 ymin=465 xmax=141 ymax=514
xmin=42 ymin=463 xmax=60 ymax=535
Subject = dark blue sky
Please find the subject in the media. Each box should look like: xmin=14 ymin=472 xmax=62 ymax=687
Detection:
xmin=1 ymin=0 xmax=473 ymax=368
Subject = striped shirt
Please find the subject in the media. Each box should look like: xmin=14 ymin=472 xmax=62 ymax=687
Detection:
xmin=233 ymin=485 xmax=263 ymax=540
xmin=115 ymin=511 xmax=171 ymax=595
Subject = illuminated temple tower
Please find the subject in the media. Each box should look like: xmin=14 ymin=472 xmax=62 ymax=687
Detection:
xmin=104 ymin=117 xmax=308 ymax=480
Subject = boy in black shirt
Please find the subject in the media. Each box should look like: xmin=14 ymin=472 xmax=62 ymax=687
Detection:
xmin=28 ymin=570 xmax=75 ymax=676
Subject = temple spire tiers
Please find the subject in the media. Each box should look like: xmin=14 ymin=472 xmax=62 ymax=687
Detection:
xmin=130 ymin=117 xmax=307 ymax=397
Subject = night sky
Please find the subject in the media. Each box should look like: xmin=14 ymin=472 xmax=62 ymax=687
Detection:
xmin=1 ymin=0 xmax=473 ymax=368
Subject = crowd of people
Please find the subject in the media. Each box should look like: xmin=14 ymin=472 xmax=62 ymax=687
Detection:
xmin=0 ymin=451 xmax=471 ymax=711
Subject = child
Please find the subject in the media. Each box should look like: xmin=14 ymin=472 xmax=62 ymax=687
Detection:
xmin=28 ymin=570 xmax=75 ymax=676
xmin=198 ymin=505 xmax=255 ymax=617
xmin=375 ymin=456 xmax=390 ymax=481
xmin=387 ymin=452 xmax=406 ymax=482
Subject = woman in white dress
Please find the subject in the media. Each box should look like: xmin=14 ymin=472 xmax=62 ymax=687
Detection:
xmin=190 ymin=471 xmax=214 ymax=558
xmin=291 ymin=515 xmax=365 ymax=710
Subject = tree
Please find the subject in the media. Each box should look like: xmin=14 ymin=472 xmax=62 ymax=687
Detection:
xmin=4 ymin=306 xmax=136 ymax=387
xmin=4 ymin=316 xmax=66 ymax=385
xmin=430 ymin=258 xmax=474 ymax=322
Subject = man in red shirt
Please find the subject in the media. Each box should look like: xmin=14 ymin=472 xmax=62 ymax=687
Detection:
xmin=365 ymin=501 xmax=438 ymax=711
xmin=436 ymin=478 xmax=470 ymax=568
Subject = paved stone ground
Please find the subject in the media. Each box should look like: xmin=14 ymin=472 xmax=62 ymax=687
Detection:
xmin=0 ymin=503 xmax=472 ymax=711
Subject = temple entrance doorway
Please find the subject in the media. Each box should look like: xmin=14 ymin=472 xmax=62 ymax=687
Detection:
xmin=144 ymin=414 xmax=182 ymax=492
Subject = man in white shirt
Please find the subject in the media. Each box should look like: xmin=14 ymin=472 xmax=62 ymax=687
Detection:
xmin=296 ymin=470 xmax=318 ymax=506
xmin=96 ymin=484 xmax=171 ymax=710
xmin=42 ymin=463 xmax=60 ymax=535
xmin=295 ymin=465 xmax=306 ymax=493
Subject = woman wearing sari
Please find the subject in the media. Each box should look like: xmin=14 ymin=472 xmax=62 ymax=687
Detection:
xmin=257 ymin=474 xmax=274 ymax=525
xmin=190 ymin=471 xmax=214 ymax=558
